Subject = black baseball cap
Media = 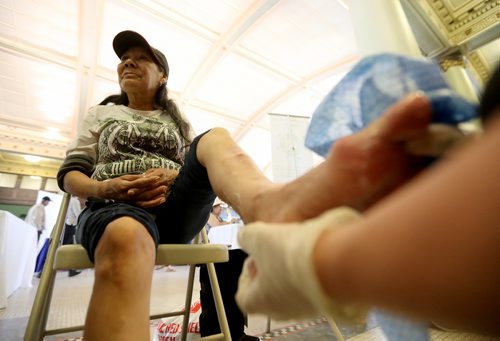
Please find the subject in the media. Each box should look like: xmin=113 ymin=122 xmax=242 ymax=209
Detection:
xmin=42 ymin=196 xmax=52 ymax=201
xmin=112 ymin=30 xmax=169 ymax=77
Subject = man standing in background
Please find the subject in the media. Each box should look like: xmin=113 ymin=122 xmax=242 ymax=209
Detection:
xmin=25 ymin=196 xmax=51 ymax=241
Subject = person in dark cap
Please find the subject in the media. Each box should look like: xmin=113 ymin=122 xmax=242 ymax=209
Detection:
xmin=236 ymin=65 xmax=500 ymax=335
xmin=57 ymin=30 xmax=446 ymax=340
xmin=25 ymin=196 xmax=52 ymax=242
xmin=112 ymin=30 xmax=170 ymax=77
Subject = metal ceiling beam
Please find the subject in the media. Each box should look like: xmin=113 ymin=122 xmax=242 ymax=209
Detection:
xmin=178 ymin=0 xmax=281 ymax=105
xmin=126 ymin=0 xmax=220 ymax=42
xmin=232 ymin=54 xmax=359 ymax=141
xmin=0 ymin=36 xmax=77 ymax=70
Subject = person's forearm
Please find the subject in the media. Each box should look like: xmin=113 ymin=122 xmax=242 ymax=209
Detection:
xmin=63 ymin=170 xmax=103 ymax=199
xmin=314 ymin=116 xmax=500 ymax=334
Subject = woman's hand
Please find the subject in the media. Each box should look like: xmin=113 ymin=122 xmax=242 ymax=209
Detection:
xmin=97 ymin=174 xmax=159 ymax=202
xmin=126 ymin=168 xmax=179 ymax=208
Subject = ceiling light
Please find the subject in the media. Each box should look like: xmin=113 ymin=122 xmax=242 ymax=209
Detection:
xmin=24 ymin=155 xmax=42 ymax=163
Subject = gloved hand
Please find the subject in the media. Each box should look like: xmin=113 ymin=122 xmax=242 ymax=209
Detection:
xmin=236 ymin=206 xmax=367 ymax=322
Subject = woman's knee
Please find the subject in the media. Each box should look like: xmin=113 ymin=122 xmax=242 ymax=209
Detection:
xmin=207 ymin=127 xmax=230 ymax=137
xmin=199 ymin=127 xmax=232 ymax=148
xmin=197 ymin=127 xmax=240 ymax=165
xmin=95 ymin=216 xmax=155 ymax=264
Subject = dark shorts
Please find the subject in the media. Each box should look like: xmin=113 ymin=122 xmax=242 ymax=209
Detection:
xmin=77 ymin=131 xmax=216 ymax=262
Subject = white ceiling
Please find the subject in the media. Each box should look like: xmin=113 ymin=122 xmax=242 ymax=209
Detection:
xmin=0 ymin=0 xmax=498 ymax=180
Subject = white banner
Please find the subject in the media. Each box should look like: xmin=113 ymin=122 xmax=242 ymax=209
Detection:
xmin=269 ymin=113 xmax=314 ymax=183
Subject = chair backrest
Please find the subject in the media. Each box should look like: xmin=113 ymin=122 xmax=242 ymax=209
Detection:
xmin=24 ymin=193 xmax=231 ymax=341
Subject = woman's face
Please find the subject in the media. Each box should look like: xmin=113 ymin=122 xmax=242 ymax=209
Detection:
xmin=117 ymin=46 xmax=166 ymax=96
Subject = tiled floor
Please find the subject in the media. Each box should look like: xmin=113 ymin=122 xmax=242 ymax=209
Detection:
xmin=0 ymin=266 xmax=312 ymax=340
xmin=2 ymin=268 xmax=499 ymax=341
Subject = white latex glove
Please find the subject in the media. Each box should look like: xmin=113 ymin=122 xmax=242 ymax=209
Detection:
xmin=236 ymin=206 xmax=367 ymax=322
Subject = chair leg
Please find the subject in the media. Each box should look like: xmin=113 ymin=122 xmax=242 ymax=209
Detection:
xmin=24 ymin=263 xmax=57 ymax=341
xmin=326 ymin=316 xmax=345 ymax=341
xmin=24 ymin=193 xmax=71 ymax=341
xmin=180 ymin=263 xmax=197 ymax=341
xmin=200 ymin=227 xmax=231 ymax=341
xmin=206 ymin=262 xmax=231 ymax=341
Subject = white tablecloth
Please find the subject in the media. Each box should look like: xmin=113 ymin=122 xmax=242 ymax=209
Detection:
xmin=207 ymin=223 xmax=243 ymax=250
xmin=0 ymin=210 xmax=38 ymax=309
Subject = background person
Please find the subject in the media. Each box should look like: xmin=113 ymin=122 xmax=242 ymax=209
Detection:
xmin=207 ymin=198 xmax=238 ymax=229
xmin=62 ymin=196 xmax=85 ymax=277
xmin=25 ymin=196 xmax=51 ymax=242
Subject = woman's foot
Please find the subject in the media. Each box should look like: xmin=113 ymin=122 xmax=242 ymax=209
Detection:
xmin=249 ymin=93 xmax=433 ymax=223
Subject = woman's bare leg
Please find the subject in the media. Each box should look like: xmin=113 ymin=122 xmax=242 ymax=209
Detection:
xmin=197 ymin=93 xmax=433 ymax=223
xmin=84 ymin=217 xmax=155 ymax=341
xmin=196 ymin=127 xmax=277 ymax=222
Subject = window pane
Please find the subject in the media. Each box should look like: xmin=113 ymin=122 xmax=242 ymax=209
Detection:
xmin=0 ymin=173 xmax=17 ymax=188
xmin=44 ymin=178 xmax=60 ymax=192
xmin=20 ymin=175 xmax=42 ymax=190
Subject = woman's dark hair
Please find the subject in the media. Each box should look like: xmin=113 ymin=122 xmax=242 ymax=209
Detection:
xmin=99 ymin=83 xmax=192 ymax=145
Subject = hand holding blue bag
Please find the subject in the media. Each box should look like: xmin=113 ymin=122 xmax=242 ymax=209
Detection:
xmin=305 ymin=53 xmax=478 ymax=158
xmin=304 ymin=53 xmax=479 ymax=341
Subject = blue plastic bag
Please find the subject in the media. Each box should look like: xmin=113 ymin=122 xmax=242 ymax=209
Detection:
xmin=305 ymin=53 xmax=478 ymax=157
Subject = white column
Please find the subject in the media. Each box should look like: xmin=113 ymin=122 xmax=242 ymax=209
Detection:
xmin=349 ymin=0 xmax=421 ymax=57
xmin=349 ymin=1 xmax=478 ymax=102
xmin=443 ymin=66 xmax=479 ymax=103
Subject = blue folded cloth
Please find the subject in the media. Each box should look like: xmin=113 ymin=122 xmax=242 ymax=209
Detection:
xmin=305 ymin=53 xmax=478 ymax=157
